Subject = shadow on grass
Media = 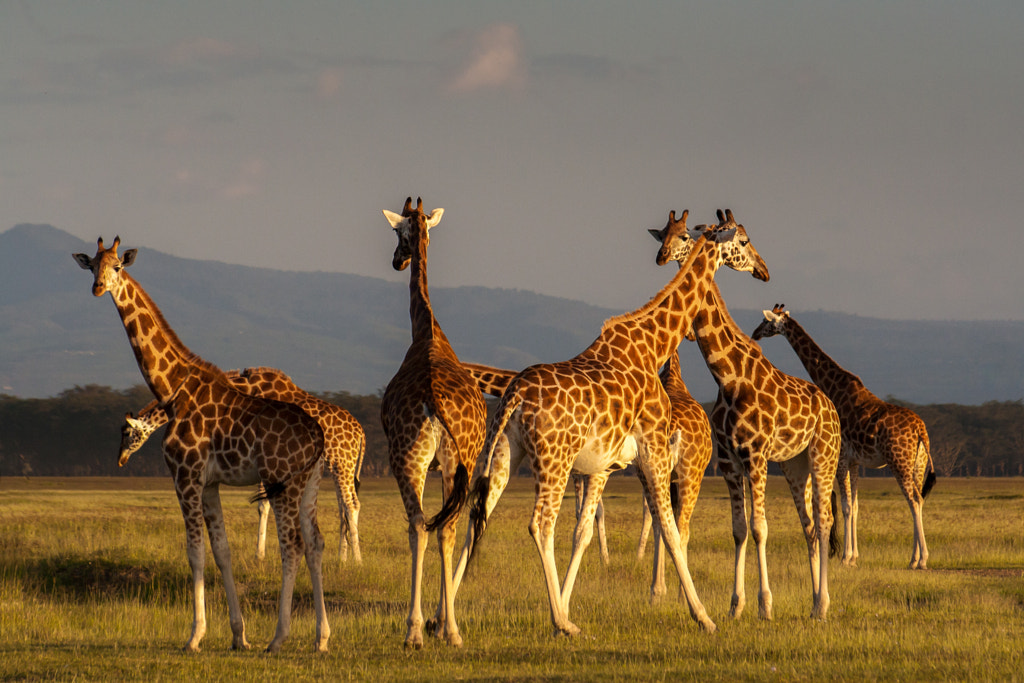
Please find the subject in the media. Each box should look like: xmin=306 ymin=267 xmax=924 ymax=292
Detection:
xmin=7 ymin=553 xmax=191 ymax=604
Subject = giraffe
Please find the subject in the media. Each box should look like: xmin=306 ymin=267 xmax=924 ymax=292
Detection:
xmin=74 ymin=237 xmax=329 ymax=653
xmin=751 ymin=305 xmax=936 ymax=568
xmin=463 ymin=208 xmax=770 ymax=638
xmin=119 ymin=365 xmax=367 ymax=564
xmin=652 ymin=211 xmax=841 ymax=621
xmin=379 ymin=197 xmax=487 ymax=649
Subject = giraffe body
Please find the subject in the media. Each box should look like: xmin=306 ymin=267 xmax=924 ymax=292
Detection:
xmin=120 ymin=366 xmax=366 ymax=563
xmin=752 ymin=305 xmax=936 ymax=568
xmin=465 ymin=209 xmax=770 ymax=638
xmin=75 ymin=238 xmax=329 ymax=653
xmin=380 ymin=198 xmax=487 ymax=648
xmin=652 ymin=214 xmax=840 ymax=622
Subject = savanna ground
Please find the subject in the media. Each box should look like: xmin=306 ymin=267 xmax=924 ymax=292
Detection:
xmin=1 ymin=474 xmax=1022 ymax=682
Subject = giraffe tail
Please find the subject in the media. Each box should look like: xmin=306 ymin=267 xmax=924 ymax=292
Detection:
xmin=425 ymin=463 xmax=469 ymax=532
xmin=919 ymin=433 xmax=937 ymax=499
xmin=828 ymin=490 xmax=842 ymax=558
xmin=466 ymin=393 xmax=522 ymax=566
xmin=354 ymin=432 xmax=365 ymax=495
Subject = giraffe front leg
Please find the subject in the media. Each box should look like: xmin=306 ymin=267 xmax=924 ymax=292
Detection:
xmin=201 ymin=485 xmax=250 ymax=651
xmin=180 ymin=500 xmax=209 ymax=653
xmin=836 ymin=458 xmax=856 ymax=566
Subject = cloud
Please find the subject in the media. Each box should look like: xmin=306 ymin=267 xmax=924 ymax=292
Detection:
xmin=165 ymin=158 xmax=267 ymax=202
xmin=315 ymin=67 xmax=344 ymax=100
xmin=448 ymin=23 xmax=526 ymax=93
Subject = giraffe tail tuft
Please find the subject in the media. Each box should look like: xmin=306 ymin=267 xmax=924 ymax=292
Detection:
xmin=466 ymin=474 xmax=492 ymax=567
xmin=919 ymin=433 xmax=937 ymax=499
xmin=828 ymin=490 xmax=842 ymax=558
xmin=251 ymin=482 xmax=284 ymax=503
xmin=425 ymin=463 xmax=469 ymax=532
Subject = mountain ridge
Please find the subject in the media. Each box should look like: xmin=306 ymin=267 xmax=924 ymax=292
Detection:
xmin=1 ymin=224 xmax=1021 ymax=404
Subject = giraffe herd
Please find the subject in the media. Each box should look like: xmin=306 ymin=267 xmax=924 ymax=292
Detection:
xmin=72 ymin=198 xmax=935 ymax=653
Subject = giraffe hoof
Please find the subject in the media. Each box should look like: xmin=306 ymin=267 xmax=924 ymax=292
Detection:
xmin=445 ymin=632 xmax=463 ymax=648
xmin=554 ymin=622 xmax=581 ymax=638
xmin=231 ymin=639 xmax=251 ymax=651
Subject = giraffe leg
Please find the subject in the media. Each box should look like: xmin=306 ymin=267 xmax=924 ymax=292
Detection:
xmin=673 ymin=466 xmax=705 ymax=604
xmin=256 ymin=483 xmax=270 ymax=562
xmin=561 ymin=470 xmax=610 ymax=610
xmin=266 ymin=485 xmax=308 ymax=653
xmin=780 ymin=455 xmax=820 ymax=598
xmin=848 ymin=464 xmax=861 ymax=566
xmin=806 ymin=437 xmax=836 ymax=621
xmin=300 ymin=467 xmax=330 ymax=652
xmin=637 ymin=496 xmax=653 ymax=561
xmin=595 ymin=497 xmax=609 ymax=566
xmin=636 ymin=438 xmax=715 ymax=633
xmin=450 ymin=433 xmax=512 ymax=598
xmin=747 ymin=460 xmax=774 ymax=621
xmin=836 ymin=457 xmax=856 ymax=566
xmin=720 ymin=457 xmax=749 ymax=619
xmin=176 ymin=485 xmax=209 ymax=652
xmin=650 ymin=512 xmax=668 ymax=599
xmin=200 ymin=485 xmax=250 ymax=651
xmin=529 ymin=468 xmax=579 ymax=637
xmin=332 ymin=476 xmax=353 ymax=563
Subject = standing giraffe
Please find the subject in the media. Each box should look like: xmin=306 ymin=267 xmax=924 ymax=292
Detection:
xmin=380 ymin=197 xmax=487 ymax=649
xmin=119 ymin=365 xmax=366 ymax=564
xmin=751 ymin=305 xmax=936 ymax=568
xmin=74 ymin=237 xmax=329 ymax=653
xmin=652 ymin=211 xmax=841 ymax=621
xmin=464 ymin=208 xmax=770 ymax=638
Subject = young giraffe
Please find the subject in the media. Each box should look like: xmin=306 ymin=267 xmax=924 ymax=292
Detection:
xmin=119 ymin=365 xmax=367 ymax=564
xmin=74 ymin=237 xmax=329 ymax=653
xmin=380 ymin=197 xmax=487 ymax=649
xmin=752 ymin=305 xmax=936 ymax=568
xmin=653 ymin=212 xmax=841 ymax=621
xmin=464 ymin=208 xmax=770 ymax=638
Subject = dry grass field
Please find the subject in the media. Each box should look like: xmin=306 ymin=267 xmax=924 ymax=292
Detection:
xmin=1 ymin=474 xmax=1022 ymax=681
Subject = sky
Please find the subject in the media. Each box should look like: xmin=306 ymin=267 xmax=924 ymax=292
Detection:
xmin=2 ymin=1 xmax=1023 ymax=321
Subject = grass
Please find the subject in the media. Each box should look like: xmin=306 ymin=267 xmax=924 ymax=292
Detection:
xmin=1 ymin=475 xmax=1022 ymax=681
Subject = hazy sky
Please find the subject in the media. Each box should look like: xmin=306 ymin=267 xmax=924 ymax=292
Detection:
xmin=3 ymin=1 xmax=1022 ymax=320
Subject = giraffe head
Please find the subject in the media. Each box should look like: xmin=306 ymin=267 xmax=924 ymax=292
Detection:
xmin=648 ymin=209 xmax=705 ymax=266
xmin=118 ymin=412 xmax=158 ymax=467
xmin=750 ymin=303 xmax=790 ymax=341
xmin=382 ymin=197 xmax=445 ymax=271
xmin=73 ymin=236 xmax=138 ymax=297
xmin=649 ymin=208 xmax=770 ymax=281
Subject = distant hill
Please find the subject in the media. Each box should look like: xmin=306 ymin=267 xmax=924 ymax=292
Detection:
xmin=1 ymin=224 xmax=1021 ymax=405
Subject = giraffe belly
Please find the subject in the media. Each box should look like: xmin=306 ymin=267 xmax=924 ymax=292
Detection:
xmin=573 ymin=434 xmax=638 ymax=475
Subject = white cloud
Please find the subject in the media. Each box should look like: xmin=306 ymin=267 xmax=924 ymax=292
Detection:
xmin=448 ymin=23 xmax=526 ymax=93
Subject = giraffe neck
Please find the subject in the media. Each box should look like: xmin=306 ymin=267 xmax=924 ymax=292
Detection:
xmin=590 ymin=238 xmax=717 ymax=375
xmin=782 ymin=316 xmax=872 ymax=404
xmin=660 ymin=352 xmax=691 ymax=396
xmin=111 ymin=272 xmax=209 ymax=403
xmin=408 ymin=222 xmax=449 ymax=347
xmin=690 ymin=281 xmax=766 ymax=389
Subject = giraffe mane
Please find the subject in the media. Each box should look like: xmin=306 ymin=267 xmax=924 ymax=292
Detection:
xmin=600 ymin=234 xmax=708 ymax=334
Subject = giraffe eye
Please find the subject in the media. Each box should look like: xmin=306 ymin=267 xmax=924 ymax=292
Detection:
xmin=739 ymin=240 xmax=749 ymax=247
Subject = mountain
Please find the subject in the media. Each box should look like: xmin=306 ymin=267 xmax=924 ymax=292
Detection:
xmin=1 ymin=224 xmax=1021 ymax=405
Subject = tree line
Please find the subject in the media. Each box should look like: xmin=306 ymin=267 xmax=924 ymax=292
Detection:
xmin=1 ymin=386 xmax=1021 ymax=479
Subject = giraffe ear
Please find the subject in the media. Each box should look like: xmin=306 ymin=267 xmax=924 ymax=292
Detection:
xmin=382 ymin=209 xmax=406 ymax=228
xmin=648 ymin=227 xmax=666 ymax=243
xmin=73 ymin=253 xmax=93 ymax=270
xmin=121 ymin=249 xmax=138 ymax=267
xmin=425 ymin=207 xmax=444 ymax=229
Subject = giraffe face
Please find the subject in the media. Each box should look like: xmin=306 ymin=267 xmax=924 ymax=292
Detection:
xmin=648 ymin=209 xmax=704 ymax=266
xmin=119 ymin=412 xmax=158 ymax=466
xmin=73 ymin=236 xmax=138 ymax=297
xmin=750 ymin=304 xmax=789 ymax=341
xmin=382 ymin=197 xmax=444 ymax=271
